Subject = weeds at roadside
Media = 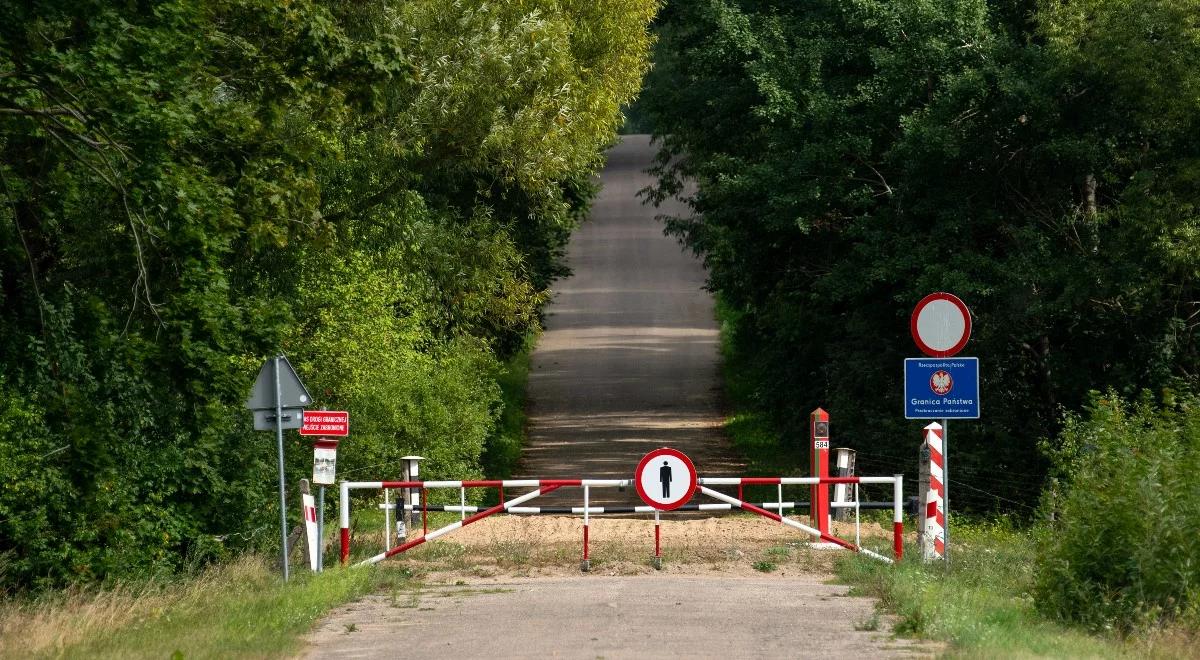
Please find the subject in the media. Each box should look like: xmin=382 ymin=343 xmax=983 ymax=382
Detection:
xmin=854 ymin=614 xmax=880 ymax=632
xmin=0 ymin=555 xmax=417 ymax=659
xmin=835 ymin=523 xmax=1189 ymax=657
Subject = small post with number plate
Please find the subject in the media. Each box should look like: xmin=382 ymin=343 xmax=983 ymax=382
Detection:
xmin=810 ymin=408 xmax=831 ymax=534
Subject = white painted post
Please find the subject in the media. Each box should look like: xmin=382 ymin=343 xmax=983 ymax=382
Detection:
xmin=854 ymin=483 xmax=861 ymax=548
xmin=383 ymin=489 xmax=391 ymax=551
xmin=581 ymin=485 xmax=591 ymax=572
xmin=401 ymin=456 xmax=424 ymax=531
xmin=833 ymin=448 xmax=856 ymax=521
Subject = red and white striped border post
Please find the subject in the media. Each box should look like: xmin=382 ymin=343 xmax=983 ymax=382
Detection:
xmin=924 ymin=422 xmax=945 ymax=560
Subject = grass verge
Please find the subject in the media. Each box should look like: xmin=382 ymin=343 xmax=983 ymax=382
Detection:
xmin=835 ymin=522 xmax=1194 ymax=658
xmin=0 ymin=555 xmax=416 ymax=660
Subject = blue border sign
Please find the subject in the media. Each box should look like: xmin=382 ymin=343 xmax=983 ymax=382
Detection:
xmin=904 ymin=357 xmax=980 ymax=419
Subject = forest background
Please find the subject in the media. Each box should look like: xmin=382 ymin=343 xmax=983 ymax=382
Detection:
xmin=0 ymin=0 xmax=657 ymax=590
xmin=637 ymin=0 xmax=1200 ymax=631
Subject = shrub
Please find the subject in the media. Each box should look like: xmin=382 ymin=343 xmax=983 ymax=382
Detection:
xmin=1035 ymin=390 xmax=1200 ymax=632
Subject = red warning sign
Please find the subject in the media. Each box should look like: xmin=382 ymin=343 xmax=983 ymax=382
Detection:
xmin=299 ymin=410 xmax=349 ymax=437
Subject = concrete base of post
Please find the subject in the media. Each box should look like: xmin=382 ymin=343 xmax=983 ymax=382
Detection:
xmin=651 ymin=556 xmax=663 ymax=570
xmin=580 ymin=559 xmax=591 ymax=572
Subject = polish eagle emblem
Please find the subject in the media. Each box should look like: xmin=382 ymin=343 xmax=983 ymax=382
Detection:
xmin=930 ymin=370 xmax=953 ymax=396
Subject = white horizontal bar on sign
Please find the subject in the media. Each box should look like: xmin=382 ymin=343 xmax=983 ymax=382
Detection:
xmin=697 ymin=504 xmax=734 ymax=511
xmin=698 ymin=478 xmax=742 ymax=485
xmin=344 ymin=481 xmax=383 ymax=490
xmin=580 ymin=479 xmax=630 ymax=487
xmin=421 ymin=480 xmax=463 ymax=488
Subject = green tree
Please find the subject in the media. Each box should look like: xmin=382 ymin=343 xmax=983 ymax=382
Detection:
xmin=642 ymin=0 xmax=1199 ymax=507
xmin=0 ymin=0 xmax=656 ymax=589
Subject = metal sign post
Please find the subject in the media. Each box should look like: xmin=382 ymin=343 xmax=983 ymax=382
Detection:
xmin=273 ymin=357 xmax=288 ymax=581
xmin=907 ymin=292 xmax=977 ymax=564
xmin=245 ymin=354 xmax=311 ymax=581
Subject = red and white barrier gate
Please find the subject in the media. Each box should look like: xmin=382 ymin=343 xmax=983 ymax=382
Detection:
xmin=339 ymin=473 xmax=904 ymax=567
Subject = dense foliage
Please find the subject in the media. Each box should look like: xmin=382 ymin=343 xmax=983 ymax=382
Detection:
xmin=0 ymin=0 xmax=656 ymax=589
xmin=641 ymin=0 xmax=1200 ymax=508
xmin=1036 ymin=391 xmax=1200 ymax=632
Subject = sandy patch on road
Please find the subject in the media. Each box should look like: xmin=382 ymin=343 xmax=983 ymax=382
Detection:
xmin=380 ymin=514 xmax=901 ymax=581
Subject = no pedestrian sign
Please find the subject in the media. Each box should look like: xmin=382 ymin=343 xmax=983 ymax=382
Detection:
xmin=634 ymin=448 xmax=697 ymax=511
xmin=299 ymin=411 xmax=349 ymax=437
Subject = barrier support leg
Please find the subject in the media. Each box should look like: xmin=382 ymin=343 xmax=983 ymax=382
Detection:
xmin=339 ymin=481 xmax=350 ymax=565
xmin=384 ymin=489 xmax=391 ymax=552
xmin=893 ymin=474 xmax=904 ymax=561
xmin=652 ymin=509 xmax=662 ymax=570
xmin=580 ymin=485 xmax=590 ymax=572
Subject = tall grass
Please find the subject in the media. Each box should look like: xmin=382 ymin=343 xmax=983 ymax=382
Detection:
xmin=1036 ymin=391 xmax=1200 ymax=633
xmin=0 ymin=555 xmax=410 ymax=659
xmin=837 ymin=523 xmax=1138 ymax=657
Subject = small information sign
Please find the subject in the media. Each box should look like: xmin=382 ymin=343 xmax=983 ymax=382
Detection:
xmin=313 ymin=440 xmax=338 ymax=485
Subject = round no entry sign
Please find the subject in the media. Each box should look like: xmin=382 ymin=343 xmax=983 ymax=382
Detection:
xmin=634 ymin=448 xmax=697 ymax=510
xmin=911 ymin=292 xmax=972 ymax=357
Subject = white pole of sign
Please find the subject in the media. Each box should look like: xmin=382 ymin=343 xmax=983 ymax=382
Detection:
xmin=317 ymin=486 xmax=324 ymax=572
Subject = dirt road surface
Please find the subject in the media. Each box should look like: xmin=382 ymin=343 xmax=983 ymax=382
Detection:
xmin=306 ymin=576 xmax=929 ymax=659
xmin=518 ymin=134 xmax=742 ymax=505
xmin=301 ymin=136 xmax=924 ymax=659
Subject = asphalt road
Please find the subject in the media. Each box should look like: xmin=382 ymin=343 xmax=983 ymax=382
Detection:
xmin=517 ymin=134 xmax=743 ymax=504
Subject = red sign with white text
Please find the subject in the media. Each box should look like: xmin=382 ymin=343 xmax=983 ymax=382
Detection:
xmin=299 ymin=410 xmax=349 ymax=437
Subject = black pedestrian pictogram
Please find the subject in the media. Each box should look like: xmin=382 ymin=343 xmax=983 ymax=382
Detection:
xmin=660 ymin=460 xmax=672 ymax=499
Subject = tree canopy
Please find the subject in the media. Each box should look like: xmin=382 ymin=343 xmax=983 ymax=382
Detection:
xmin=641 ymin=0 xmax=1200 ymax=507
xmin=0 ymin=0 xmax=656 ymax=589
